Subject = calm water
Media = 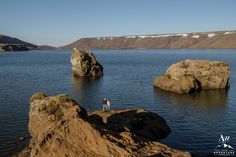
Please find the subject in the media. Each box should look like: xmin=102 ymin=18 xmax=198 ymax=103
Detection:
xmin=0 ymin=49 xmax=236 ymax=156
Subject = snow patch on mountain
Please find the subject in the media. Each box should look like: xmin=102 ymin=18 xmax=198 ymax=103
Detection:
xmin=208 ymin=33 xmax=216 ymax=38
xmin=125 ymin=36 xmax=137 ymax=39
xmin=192 ymin=35 xmax=200 ymax=39
xmin=136 ymin=34 xmax=189 ymax=39
xmin=224 ymin=31 xmax=235 ymax=35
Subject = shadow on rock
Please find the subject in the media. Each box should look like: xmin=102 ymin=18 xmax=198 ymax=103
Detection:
xmin=88 ymin=109 xmax=171 ymax=141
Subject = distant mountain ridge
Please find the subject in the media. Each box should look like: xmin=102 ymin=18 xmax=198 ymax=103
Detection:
xmin=0 ymin=35 xmax=56 ymax=50
xmin=2 ymin=30 xmax=236 ymax=51
xmin=60 ymin=30 xmax=236 ymax=49
xmin=0 ymin=35 xmax=37 ymax=49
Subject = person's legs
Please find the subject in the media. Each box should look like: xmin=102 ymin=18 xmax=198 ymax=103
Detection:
xmin=107 ymin=100 xmax=110 ymax=111
xmin=107 ymin=104 xmax=110 ymax=111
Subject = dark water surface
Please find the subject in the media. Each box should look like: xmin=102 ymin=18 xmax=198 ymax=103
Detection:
xmin=0 ymin=49 xmax=236 ymax=156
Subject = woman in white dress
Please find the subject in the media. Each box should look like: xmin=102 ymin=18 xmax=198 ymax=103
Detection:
xmin=107 ymin=99 xmax=111 ymax=111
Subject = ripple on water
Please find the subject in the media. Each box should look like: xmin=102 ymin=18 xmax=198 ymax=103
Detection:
xmin=0 ymin=49 xmax=236 ymax=156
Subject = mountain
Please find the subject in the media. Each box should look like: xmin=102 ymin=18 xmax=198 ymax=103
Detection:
xmin=60 ymin=30 xmax=236 ymax=50
xmin=34 ymin=45 xmax=57 ymax=50
xmin=0 ymin=35 xmax=37 ymax=49
xmin=0 ymin=35 xmax=56 ymax=51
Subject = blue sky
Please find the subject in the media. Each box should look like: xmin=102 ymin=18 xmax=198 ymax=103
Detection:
xmin=0 ymin=0 xmax=235 ymax=46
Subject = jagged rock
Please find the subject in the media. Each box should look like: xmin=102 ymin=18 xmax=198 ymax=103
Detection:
xmin=70 ymin=48 xmax=103 ymax=77
xmin=15 ymin=93 xmax=191 ymax=157
xmin=153 ymin=60 xmax=230 ymax=94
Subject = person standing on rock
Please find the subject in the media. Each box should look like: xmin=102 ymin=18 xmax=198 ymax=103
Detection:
xmin=102 ymin=98 xmax=107 ymax=111
xmin=102 ymin=98 xmax=111 ymax=112
xmin=107 ymin=99 xmax=111 ymax=111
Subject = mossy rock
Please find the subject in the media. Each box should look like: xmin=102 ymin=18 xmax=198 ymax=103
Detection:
xmin=30 ymin=92 xmax=47 ymax=102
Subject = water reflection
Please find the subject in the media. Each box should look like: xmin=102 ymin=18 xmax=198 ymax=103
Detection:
xmin=153 ymin=88 xmax=229 ymax=154
xmin=71 ymin=76 xmax=103 ymax=111
xmin=153 ymin=88 xmax=228 ymax=109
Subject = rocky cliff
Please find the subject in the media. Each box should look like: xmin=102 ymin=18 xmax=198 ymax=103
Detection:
xmin=15 ymin=93 xmax=191 ymax=157
xmin=61 ymin=30 xmax=236 ymax=49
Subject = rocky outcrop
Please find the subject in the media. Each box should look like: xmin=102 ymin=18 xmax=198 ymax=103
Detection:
xmin=70 ymin=48 xmax=103 ymax=77
xmin=0 ymin=44 xmax=29 ymax=51
xmin=153 ymin=60 xmax=230 ymax=94
xmin=15 ymin=93 xmax=190 ymax=157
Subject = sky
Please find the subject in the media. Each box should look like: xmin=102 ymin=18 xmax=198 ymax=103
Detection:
xmin=0 ymin=0 xmax=236 ymax=46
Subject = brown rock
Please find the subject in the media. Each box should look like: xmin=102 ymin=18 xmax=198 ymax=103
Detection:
xmin=15 ymin=93 xmax=191 ymax=157
xmin=70 ymin=48 xmax=103 ymax=77
xmin=153 ymin=75 xmax=199 ymax=94
xmin=153 ymin=60 xmax=230 ymax=94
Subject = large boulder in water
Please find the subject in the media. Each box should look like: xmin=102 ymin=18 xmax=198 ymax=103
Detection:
xmin=70 ymin=48 xmax=103 ymax=77
xmin=153 ymin=60 xmax=230 ymax=94
xmin=15 ymin=93 xmax=190 ymax=157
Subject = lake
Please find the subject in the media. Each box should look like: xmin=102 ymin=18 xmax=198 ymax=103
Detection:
xmin=0 ymin=49 xmax=236 ymax=156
